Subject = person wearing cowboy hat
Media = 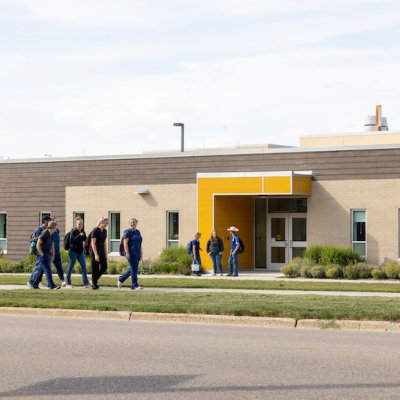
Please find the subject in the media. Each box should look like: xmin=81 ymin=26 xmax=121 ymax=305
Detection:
xmin=226 ymin=226 xmax=240 ymax=277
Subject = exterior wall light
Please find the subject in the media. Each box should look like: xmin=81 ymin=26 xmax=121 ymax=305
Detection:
xmin=134 ymin=188 xmax=150 ymax=195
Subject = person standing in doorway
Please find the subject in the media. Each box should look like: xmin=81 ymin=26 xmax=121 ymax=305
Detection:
xmin=90 ymin=217 xmax=109 ymax=290
xmin=191 ymin=232 xmax=202 ymax=276
xmin=117 ymin=218 xmax=143 ymax=290
xmin=206 ymin=230 xmax=224 ymax=276
xmin=227 ymin=226 xmax=240 ymax=277
xmin=66 ymin=217 xmax=90 ymax=288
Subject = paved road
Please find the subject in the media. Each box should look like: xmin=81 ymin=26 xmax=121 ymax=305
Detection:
xmin=1 ymin=315 xmax=400 ymax=399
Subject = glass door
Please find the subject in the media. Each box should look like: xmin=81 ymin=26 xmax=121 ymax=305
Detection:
xmin=267 ymin=213 xmax=307 ymax=270
xmin=267 ymin=213 xmax=288 ymax=271
xmin=290 ymin=214 xmax=307 ymax=259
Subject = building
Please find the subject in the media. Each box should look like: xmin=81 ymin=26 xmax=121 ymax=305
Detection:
xmin=1 ymin=124 xmax=400 ymax=272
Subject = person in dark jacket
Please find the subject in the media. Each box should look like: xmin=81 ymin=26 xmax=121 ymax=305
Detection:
xmin=206 ymin=230 xmax=224 ymax=276
xmin=65 ymin=217 xmax=90 ymax=288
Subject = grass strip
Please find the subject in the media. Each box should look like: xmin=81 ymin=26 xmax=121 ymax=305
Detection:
xmin=1 ymin=290 xmax=400 ymax=321
xmin=1 ymin=274 xmax=400 ymax=293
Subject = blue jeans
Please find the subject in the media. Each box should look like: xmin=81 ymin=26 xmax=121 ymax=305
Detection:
xmin=30 ymin=252 xmax=64 ymax=285
xmin=209 ymin=253 xmax=223 ymax=273
xmin=191 ymin=254 xmax=201 ymax=266
xmin=53 ymin=252 xmax=65 ymax=282
xmin=228 ymin=253 xmax=238 ymax=275
xmin=119 ymin=254 xmax=140 ymax=289
xmin=29 ymin=254 xmax=56 ymax=288
xmin=67 ymin=250 xmax=89 ymax=285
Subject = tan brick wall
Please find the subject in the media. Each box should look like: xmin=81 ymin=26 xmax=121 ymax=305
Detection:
xmin=66 ymin=184 xmax=197 ymax=260
xmin=309 ymin=179 xmax=400 ymax=265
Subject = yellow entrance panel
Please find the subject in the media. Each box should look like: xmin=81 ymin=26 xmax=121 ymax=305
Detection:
xmin=214 ymin=196 xmax=254 ymax=270
xmin=292 ymin=176 xmax=312 ymax=195
xmin=197 ymin=171 xmax=312 ymax=271
xmin=263 ymin=176 xmax=291 ymax=194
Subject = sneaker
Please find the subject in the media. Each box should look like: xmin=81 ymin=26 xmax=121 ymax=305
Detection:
xmin=61 ymin=281 xmax=67 ymax=287
xmin=232 ymin=274 xmax=238 ymax=277
xmin=117 ymin=280 xmax=122 ymax=289
xmin=27 ymin=282 xmax=38 ymax=289
xmin=92 ymin=285 xmax=99 ymax=290
xmin=65 ymin=284 xmax=73 ymax=289
xmin=135 ymin=285 xmax=143 ymax=290
xmin=226 ymin=274 xmax=232 ymax=276
xmin=51 ymin=285 xmax=61 ymax=290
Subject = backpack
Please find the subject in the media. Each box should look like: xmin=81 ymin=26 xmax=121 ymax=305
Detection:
xmin=186 ymin=240 xmax=193 ymax=254
xmin=63 ymin=230 xmax=72 ymax=251
xmin=84 ymin=230 xmax=93 ymax=256
xmin=238 ymin=237 xmax=245 ymax=254
xmin=29 ymin=232 xmax=40 ymax=255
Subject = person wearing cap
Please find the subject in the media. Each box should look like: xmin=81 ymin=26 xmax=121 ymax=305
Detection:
xmin=28 ymin=221 xmax=60 ymax=290
xmin=227 ymin=226 xmax=240 ymax=277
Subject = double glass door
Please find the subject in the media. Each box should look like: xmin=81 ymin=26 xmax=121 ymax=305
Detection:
xmin=267 ymin=213 xmax=307 ymax=271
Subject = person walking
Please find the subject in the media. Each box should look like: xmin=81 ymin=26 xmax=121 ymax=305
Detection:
xmin=28 ymin=221 xmax=60 ymax=290
xmin=190 ymin=232 xmax=202 ymax=276
xmin=90 ymin=217 xmax=109 ymax=290
xmin=206 ymin=230 xmax=224 ymax=276
xmin=51 ymin=221 xmax=66 ymax=287
xmin=28 ymin=215 xmax=52 ymax=288
xmin=227 ymin=226 xmax=240 ymax=277
xmin=117 ymin=218 xmax=143 ymax=290
xmin=65 ymin=217 xmax=90 ymax=288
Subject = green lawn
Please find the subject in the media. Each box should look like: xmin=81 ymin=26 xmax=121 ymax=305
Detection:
xmin=1 ymin=290 xmax=400 ymax=321
xmin=1 ymin=274 xmax=400 ymax=292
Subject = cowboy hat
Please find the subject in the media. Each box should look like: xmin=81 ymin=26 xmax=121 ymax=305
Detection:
xmin=227 ymin=226 xmax=239 ymax=232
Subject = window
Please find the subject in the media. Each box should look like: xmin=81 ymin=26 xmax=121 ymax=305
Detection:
xmin=167 ymin=211 xmax=179 ymax=247
xmin=268 ymin=198 xmax=307 ymax=213
xmin=39 ymin=211 xmax=51 ymax=225
xmin=109 ymin=212 xmax=121 ymax=253
xmin=352 ymin=210 xmax=366 ymax=258
xmin=73 ymin=211 xmax=85 ymax=228
xmin=0 ymin=213 xmax=6 ymax=254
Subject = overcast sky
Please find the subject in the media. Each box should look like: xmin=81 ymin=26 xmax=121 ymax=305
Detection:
xmin=1 ymin=0 xmax=399 ymax=159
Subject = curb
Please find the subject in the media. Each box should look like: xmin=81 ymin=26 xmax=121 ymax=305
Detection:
xmin=0 ymin=307 xmax=399 ymax=332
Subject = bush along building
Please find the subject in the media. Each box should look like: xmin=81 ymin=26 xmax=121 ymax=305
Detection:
xmin=1 ymin=106 xmax=400 ymax=272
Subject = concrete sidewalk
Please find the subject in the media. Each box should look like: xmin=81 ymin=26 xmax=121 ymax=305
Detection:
xmin=2 ymin=284 xmax=400 ymax=297
xmin=3 ymin=271 xmax=400 ymax=284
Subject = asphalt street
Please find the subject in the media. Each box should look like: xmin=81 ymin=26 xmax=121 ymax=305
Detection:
xmin=1 ymin=315 xmax=400 ymax=400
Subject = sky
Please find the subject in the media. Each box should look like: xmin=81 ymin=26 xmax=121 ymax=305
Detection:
xmin=1 ymin=0 xmax=400 ymax=159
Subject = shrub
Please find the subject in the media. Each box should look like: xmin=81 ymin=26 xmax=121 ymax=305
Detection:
xmin=342 ymin=263 xmax=373 ymax=280
xmin=372 ymin=268 xmax=387 ymax=280
xmin=382 ymin=260 xmax=400 ymax=279
xmin=303 ymin=245 xmax=323 ymax=265
xmin=325 ymin=265 xmax=343 ymax=279
xmin=304 ymin=245 xmax=361 ymax=267
xmin=281 ymin=258 xmax=302 ymax=278
xmin=300 ymin=265 xmax=313 ymax=278
xmin=310 ymin=265 xmax=326 ymax=279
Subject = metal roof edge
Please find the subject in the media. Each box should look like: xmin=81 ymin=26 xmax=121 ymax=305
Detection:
xmin=2 ymin=143 xmax=400 ymax=164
